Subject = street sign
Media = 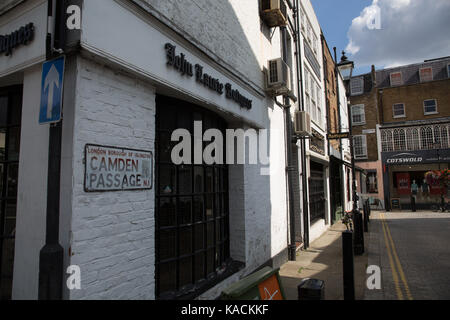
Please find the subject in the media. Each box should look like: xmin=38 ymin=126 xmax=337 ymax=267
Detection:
xmin=327 ymin=132 xmax=350 ymax=140
xmin=39 ymin=56 xmax=65 ymax=124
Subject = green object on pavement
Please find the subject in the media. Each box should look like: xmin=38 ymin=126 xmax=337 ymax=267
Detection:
xmin=221 ymin=266 xmax=285 ymax=300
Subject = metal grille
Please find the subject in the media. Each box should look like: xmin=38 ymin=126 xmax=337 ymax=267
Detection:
xmin=0 ymin=87 xmax=21 ymax=300
xmin=155 ymin=96 xmax=230 ymax=299
xmin=309 ymin=166 xmax=325 ymax=223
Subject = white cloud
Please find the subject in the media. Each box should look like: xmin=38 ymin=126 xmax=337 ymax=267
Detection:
xmin=346 ymin=0 xmax=450 ymax=69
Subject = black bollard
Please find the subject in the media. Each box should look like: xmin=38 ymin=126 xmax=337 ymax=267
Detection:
xmin=353 ymin=210 xmax=365 ymax=255
xmin=363 ymin=203 xmax=369 ymax=233
xmin=411 ymin=195 xmax=416 ymax=212
xmin=342 ymin=231 xmax=355 ymax=300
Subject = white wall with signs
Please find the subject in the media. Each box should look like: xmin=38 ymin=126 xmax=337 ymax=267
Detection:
xmin=0 ymin=0 xmax=47 ymax=77
xmin=80 ymin=0 xmax=267 ymax=129
xmin=85 ymin=145 xmax=153 ymax=192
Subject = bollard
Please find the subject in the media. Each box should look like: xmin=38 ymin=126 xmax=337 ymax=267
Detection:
xmin=342 ymin=231 xmax=355 ymax=300
xmin=363 ymin=203 xmax=369 ymax=233
xmin=411 ymin=196 xmax=416 ymax=212
xmin=353 ymin=210 xmax=364 ymax=256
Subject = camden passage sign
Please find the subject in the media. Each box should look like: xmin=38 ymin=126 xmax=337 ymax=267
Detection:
xmin=85 ymin=145 xmax=153 ymax=192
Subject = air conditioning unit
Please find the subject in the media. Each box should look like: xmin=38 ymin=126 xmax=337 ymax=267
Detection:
xmin=294 ymin=111 xmax=312 ymax=137
xmin=266 ymin=58 xmax=291 ymax=96
xmin=261 ymin=0 xmax=288 ymax=28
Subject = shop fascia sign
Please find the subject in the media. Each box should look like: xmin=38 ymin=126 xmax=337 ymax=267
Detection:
xmin=385 ymin=153 xmax=423 ymax=164
xmin=0 ymin=23 xmax=35 ymax=56
xmin=164 ymin=43 xmax=253 ymax=110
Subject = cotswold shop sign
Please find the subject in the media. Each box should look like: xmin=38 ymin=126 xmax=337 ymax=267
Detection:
xmin=383 ymin=150 xmax=450 ymax=165
xmin=0 ymin=23 xmax=34 ymax=56
xmin=164 ymin=43 xmax=253 ymax=110
xmin=85 ymin=145 xmax=153 ymax=192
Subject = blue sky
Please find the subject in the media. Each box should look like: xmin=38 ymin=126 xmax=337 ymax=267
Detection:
xmin=311 ymin=0 xmax=450 ymax=76
xmin=311 ymin=0 xmax=373 ymax=75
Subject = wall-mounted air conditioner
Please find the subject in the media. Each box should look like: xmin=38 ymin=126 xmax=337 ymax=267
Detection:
xmin=294 ymin=111 xmax=311 ymax=137
xmin=266 ymin=58 xmax=291 ymax=96
xmin=261 ymin=0 xmax=288 ymax=28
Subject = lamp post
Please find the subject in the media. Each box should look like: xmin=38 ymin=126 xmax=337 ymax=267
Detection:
xmin=337 ymin=51 xmax=364 ymax=255
xmin=336 ymin=52 xmax=358 ymax=211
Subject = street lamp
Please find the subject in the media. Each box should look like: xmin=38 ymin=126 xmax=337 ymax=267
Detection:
xmin=337 ymin=51 xmax=364 ymax=256
xmin=337 ymin=51 xmax=355 ymax=81
xmin=337 ymin=51 xmax=357 ymax=212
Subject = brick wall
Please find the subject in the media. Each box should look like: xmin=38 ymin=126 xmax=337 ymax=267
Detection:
xmin=139 ymin=0 xmax=266 ymax=89
xmin=322 ymin=38 xmax=339 ymax=152
xmin=350 ymin=72 xmax=379 ymax=162
xmin=380 ymin=79 xmax=450 ymax=123
xmin=69 ymin=56 xmax=156 ymax=300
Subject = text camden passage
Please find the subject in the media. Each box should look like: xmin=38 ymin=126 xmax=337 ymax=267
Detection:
xmin=85 ymin=145 xmax=152 ymax=192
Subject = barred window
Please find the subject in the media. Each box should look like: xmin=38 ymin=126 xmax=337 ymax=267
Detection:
xmin=156 ymin=96 xmax=230 ymax=299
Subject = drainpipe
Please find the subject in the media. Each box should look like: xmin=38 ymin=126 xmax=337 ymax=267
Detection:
xmin=334 ymin=47 xmax=346 ymax=215
xmin=293 ymin=0 xmax=309 ymax=249
xmin=280 ymin=26 xmax=297 ymax=261
xmin=38 ymin=0 xmax=65 ymax=300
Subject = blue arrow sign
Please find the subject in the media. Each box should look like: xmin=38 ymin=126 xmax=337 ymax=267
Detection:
xmin=39 ymin=56 xmax=65 ymax=124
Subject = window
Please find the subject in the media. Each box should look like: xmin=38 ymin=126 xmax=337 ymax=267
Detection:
xmin=313 ymin=34 xmax=318 ymax=55
xmin=390 ymin=72 xmax=403 ymax=86
xmin=350 ymin=77 xmax=364 ymax=95
xmin=419 ymin=67 xmax=433 ymax=82
xmin=424 ymin=99 xmax=437 ymax=115
xmin=366 ymin=172 xmax=378 ymax=194
xmin=300 ymin=8 xmax=306 ymax=31
xmin=351 ymin=104 xmax=366 ymax=126
xmin=304 ymin=69 xmax=310 ymax=95
xmin=393 ymin=129 xmax=406 ymax=151
xmin=155 ymin=96 xmax=231 ymax=299
xmin=406 ymin=128 xmax=420 ymax=151
xmin=393 ymin=103 xmax=406 ymax=118
xmin=353 ymin=135 xmax=368 ymax=159
xmin=307 ymin=22 xmax=312 ymax=44
xmin=0 ymin=86 xmax=22 ymax=300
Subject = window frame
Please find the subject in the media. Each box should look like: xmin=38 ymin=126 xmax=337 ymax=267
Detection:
xmin=155 ymin=96 xmax=233 ymax=300
xmin=423 ymin=99 xmax=438 ymax=115
xmin=392 ymin=103 xmax=406 ymax=119
xmin=353 ymin=135 xmax=368 ymax=160
xmin=350 ymin=77 xmax=364 ymax=96
xmin=419 ymin=67 xmax=433 ymax=82
xmin=390 ymin=72 xmax=403 ymax=86
xmin=351 ymin=104 xmax=366 ymax=126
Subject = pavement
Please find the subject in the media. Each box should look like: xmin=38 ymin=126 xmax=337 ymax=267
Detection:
xmin=279 ymin=221 xmax=368 ymax=300
xmin=278 ymin=210 xmax=450 ymax=300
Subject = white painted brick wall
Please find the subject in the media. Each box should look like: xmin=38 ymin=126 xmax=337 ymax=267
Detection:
xmin=140 ymin=0 xmax=271 ymax=90
xmin=69 ymin=56 xmax=156 ymax=300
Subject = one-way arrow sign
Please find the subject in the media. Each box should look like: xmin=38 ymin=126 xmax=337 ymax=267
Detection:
xmin=39 ymin=56 xmax=65 ymax=124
